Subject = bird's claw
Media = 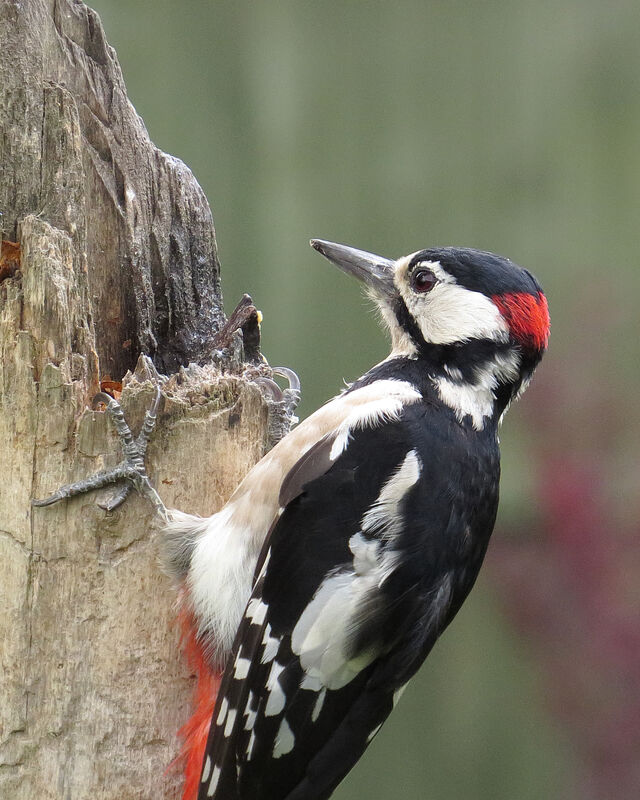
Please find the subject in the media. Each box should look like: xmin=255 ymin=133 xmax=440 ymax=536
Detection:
xmin=254 ymin=366 xmax=301 ymax=448
xmin=32 ymin=379 xmax=168 ymax=521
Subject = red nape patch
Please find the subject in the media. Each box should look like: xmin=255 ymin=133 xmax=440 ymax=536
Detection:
xmin=492 ymin=291 xmax=550 ymax=350
xmin=168 ymin=600 xmax=222 ymax=800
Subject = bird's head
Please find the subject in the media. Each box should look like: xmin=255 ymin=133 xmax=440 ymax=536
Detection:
xmin=311 ymin=239 xmax=550 ymax=425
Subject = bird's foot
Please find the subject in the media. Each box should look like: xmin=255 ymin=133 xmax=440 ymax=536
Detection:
xmin=255 ymin=366 xmax=301 ymax=448
xmin=32 ymin=359 xmax=169 ymax=522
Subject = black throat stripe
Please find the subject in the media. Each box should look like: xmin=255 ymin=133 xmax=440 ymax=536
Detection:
xmin=392 ymin=295 xmax=427 ymax=353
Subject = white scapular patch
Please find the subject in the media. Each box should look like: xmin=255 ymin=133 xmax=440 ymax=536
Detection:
xmin=433 ymin=350 xmax=521 ymax=430
xmin=234 ymin=656 xmax=251 ymax=680
xmin=361 ymin=450 xmax=421 ymax=540
xmin=246 ymin=597 xmax=268 ymax=626
xmin=397 ymin=257 xmax=511 ymax=346
xmin=264 ymin=661 xmax=287 ymax=717
xmin=216 ymin=697 xmax=228 ymax=726
xmin=273 ymin=718 xmax=295 ymax=758
xmin=201 ymin=754 xmax=212 ymax=783
xmin=224 ymin=708 xmax=237 ymax=737
xmin=329 ymin=380 xmax=422 ymax=460
xmin=311 ymin=688 xmax=327 ymax=722
xmin=206 ymin=765 xmax=221 ymax=796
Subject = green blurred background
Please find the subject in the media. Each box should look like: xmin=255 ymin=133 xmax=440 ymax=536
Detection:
xmin=90 ymin=2 xmax=640 ymax=798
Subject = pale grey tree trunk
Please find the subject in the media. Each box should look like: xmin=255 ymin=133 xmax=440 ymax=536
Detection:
xmin=0 ymin=2 xmax=271 ymax=797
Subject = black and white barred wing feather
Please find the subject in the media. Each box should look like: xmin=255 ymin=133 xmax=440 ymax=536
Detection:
xmin=198 ymin=413 xmax=456 ymax=800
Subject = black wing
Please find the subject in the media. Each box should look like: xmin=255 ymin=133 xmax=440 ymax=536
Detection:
xmin=197 ymin=409 xmax=468 ymax=800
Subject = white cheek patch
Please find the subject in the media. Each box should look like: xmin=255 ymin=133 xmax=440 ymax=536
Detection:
xmin=408 ymin=282 xmax=509 ymax=345
xmin=397 ymin=259 xmax=510 ymax=346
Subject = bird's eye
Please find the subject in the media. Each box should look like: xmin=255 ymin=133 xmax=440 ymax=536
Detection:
xmin=411 ymin=268 xmax=437 ymax=293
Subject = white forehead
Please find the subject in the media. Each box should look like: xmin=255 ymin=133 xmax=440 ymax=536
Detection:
xmin=393 ymin=253 xmax=510 ymax=346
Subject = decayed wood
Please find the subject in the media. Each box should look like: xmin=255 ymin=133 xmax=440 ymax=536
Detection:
xmin=0 ymin=2 xmax=272 ymax=797
xmin=0 ymin=0 xmax=225 ymax=377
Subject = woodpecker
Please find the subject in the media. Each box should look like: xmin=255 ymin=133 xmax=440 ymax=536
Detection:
xmin=33 ymin=239 xmax=549 ymax=800
xmin=164 ymin=240 xmax=549 ymax=800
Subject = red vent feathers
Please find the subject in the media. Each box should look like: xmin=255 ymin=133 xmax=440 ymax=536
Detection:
xmin=492 ymin=291 xmax=550 ymax=350
xmin=171 ymin=602 xmax=222 ymax=800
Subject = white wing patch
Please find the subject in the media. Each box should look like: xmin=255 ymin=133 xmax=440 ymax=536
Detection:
xmin=292 ymin=450 xmax=422 ymax=691
xmin=361 ymin=450 xmax=421 ymax=540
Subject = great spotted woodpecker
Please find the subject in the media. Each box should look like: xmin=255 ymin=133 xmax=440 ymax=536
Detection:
xmin=168 ymin=240 xmax=549 ymax=799
xmin=34 ymin=239 xmax=549 ymax=800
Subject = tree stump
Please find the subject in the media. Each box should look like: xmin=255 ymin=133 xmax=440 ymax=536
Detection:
xmin=0 ymin=2 xmax=272 ymax=797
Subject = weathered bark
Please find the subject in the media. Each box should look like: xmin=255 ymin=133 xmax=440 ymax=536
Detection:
xmin=0 ymin=1 xmax=272 ymax=797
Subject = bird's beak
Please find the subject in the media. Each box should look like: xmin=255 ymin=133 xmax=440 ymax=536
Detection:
xmin=310 ymin=239 xmax=396 ymax=299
